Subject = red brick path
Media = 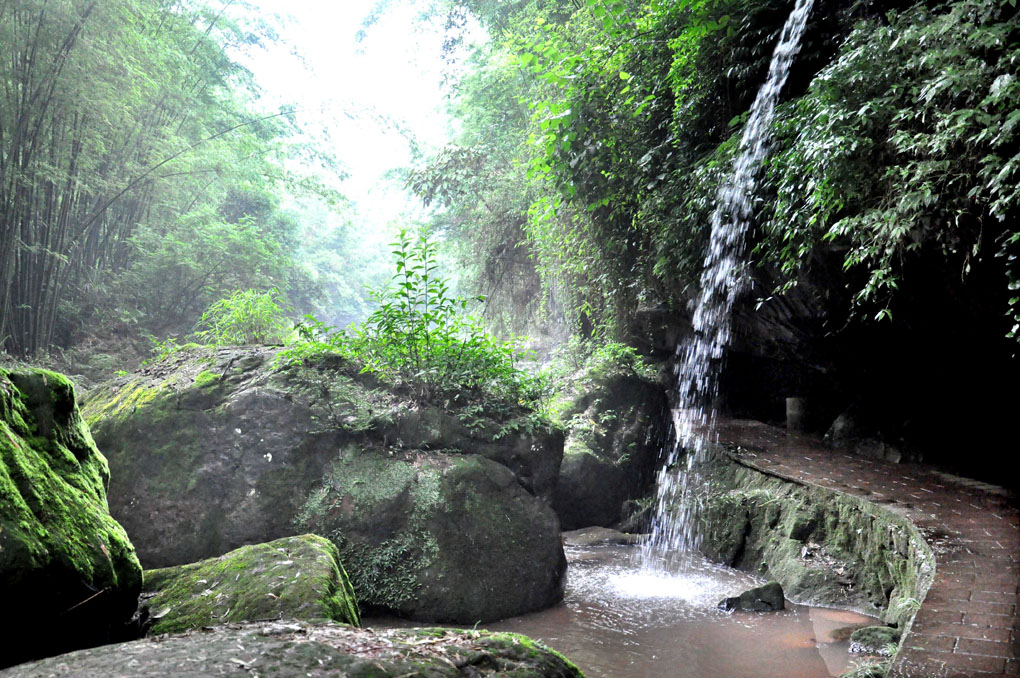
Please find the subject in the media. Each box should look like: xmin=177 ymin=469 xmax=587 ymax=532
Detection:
xmin=715 ymin=420 xmax=1019 ymax=678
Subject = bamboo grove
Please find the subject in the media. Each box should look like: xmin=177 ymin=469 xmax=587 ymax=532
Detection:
xmin=0 ymin=0 xmax=297 ymax=355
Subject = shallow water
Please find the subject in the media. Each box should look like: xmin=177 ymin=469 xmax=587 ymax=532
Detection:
xmin=367 ymin=544 xmax=875 ymax=678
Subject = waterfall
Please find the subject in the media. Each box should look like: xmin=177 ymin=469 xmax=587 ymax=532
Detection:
xmin=642 ymin=0 xmax=815 ymax=568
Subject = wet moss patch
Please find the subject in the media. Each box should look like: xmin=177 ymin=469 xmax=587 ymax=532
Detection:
xmin=0 ymin=368 xmax=142 ymax=667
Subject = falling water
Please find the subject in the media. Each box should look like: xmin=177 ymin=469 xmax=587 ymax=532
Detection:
xmin=643 ymin=0 xmax=815 ymax=569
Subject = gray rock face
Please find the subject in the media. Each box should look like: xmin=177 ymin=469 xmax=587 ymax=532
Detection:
xmin=82 ymin=347 xmax=566 ymax=623
xmin=825 ymin=407 xmax=906 ymax=463
xmin=3 ymin=621 xmax=585 ymax=678
xmin=718 ymin=581 xmax=785 ymax=612
xmin=0 ymin=368 xmax=142 ymax=668
xmin=551 ymin=370 xmax=666 ymax=530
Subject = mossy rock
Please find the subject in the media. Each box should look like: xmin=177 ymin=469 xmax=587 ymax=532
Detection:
xmin=142 ymin=535 xmax=359 ymax=634
xmin=82 ymin=346 xmax=566 ymax=623
xmin=849 ymin=625 xmax=900 ymax=656
xmin=0 ymin=368 xmax=142 ymax=667
xmin=690 ymin=447 xmax=933 ymax=629
xmin=4 ymin=621 xmax=585 ymax=677
xmin=551 ymin=370 xmax=667 ymax=530
xmin=300 ymin=450 xmax=566 ymax=622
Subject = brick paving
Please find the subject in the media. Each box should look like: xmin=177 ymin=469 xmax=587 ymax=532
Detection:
xmin=714 ymin=419 xmax=1019 ymax=678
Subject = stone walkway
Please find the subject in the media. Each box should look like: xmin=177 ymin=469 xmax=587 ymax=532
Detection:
xmin=715 ymin=420 xmax=1019 ymax=678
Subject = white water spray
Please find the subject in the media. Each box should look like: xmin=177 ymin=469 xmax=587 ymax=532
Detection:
xmin=643 ymin=0 xmax=815 ymax=569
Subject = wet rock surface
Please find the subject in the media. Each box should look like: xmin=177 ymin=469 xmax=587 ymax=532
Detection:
xmin=141 ymin=534 xmax=359 ymax=635
xmin=561 ymin=527 xmax=645 ymax=547
xmin=0 ymin=368 xmax=142 ymax=668
xmin=550 ymin=369 xmax=666 ymax=530
xmin=1 ymin=621 xmax=585 ymax=677
xmin=717 ymin=581 xmax=785 ymax=612
xmin=81 ymin=347 xmax=566 ymax=623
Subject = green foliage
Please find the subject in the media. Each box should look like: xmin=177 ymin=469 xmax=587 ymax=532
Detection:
xmin=548 ymin=336 xmax=657 ymax=383
xmin=424 ymin=0 xmax=794 ymax=337
xmin=283 ymin=229 xmax=541 ymax=404
xmin=839 ymin=657 xmax=891 ymax=678
xmin=0 ymin=1 xmax=364 ymax=360
xmin=0 ymin=0 xmax=300 ymax=355
xmin=148 ymin=336 xmax=186 ymax=364
xmin=194 ymin=289 xmax=293 ymax=346
xmin=759 ymin=0 xmax=1020 ymax=326
xmin=433 ymin=0 xmax=1020 ymax=348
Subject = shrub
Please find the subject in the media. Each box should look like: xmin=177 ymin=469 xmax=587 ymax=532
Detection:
xmin=193 ymin=288 xmax=293 ymax=346
xmin=282 ymin=229 xmax=541 ymax=405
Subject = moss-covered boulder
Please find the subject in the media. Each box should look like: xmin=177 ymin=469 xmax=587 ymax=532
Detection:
xmin=82 ymin=346 xmax=565 ymax=623
xmin=141 ymin=534 xmax=359 ymax=634
xmin=299 ymin=450 xmax=565 ymax=622
xmin=4 ymin=621 xmax=585 ymax=677
xmin=0 ymin=368 xmax=142 ymax=667
xmin=550 ymin=365 xmax=666 ymax=530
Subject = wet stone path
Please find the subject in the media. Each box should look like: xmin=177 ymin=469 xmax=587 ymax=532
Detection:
xmin=715 ymin=420 xmax=1019 ymax=678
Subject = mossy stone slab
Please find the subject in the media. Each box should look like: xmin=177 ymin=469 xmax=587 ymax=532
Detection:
xmin=143 ymin=534 xmax=359 ymax=634
xmin=4 ymin=621 xmax=586 ymax=678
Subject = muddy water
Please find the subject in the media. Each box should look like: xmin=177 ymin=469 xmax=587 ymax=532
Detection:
xmin=367 ymin=544 xmax=875 ymax=678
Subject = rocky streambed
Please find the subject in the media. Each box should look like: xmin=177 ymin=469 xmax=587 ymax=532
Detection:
xmin=1 ymin=347 xmax=939 ymax=677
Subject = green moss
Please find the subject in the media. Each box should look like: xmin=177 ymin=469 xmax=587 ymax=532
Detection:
xmin=82 ymin=378 xmax=164 ymax=429
xmin=144 ymin=534 xmax=359 ymax=635
xmin=296 ymin=451 xmax=443 ymax=610
xmin=193 ymin=370 xmax=220 ymax=388
xmin=476 ymin=632 xmax=585 ymax=677
xmin=0 ymin=367 xmax=143 ymax=660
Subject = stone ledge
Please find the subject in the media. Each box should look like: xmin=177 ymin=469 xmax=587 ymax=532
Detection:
xmin=711 ymin=420 xmax=1019 ymax=678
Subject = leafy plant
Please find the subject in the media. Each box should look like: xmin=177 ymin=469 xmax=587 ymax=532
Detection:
xmin=759 ymin=0 xmax=1020 ymax=330
xmin=283 ymin=229 xmax=542 ymax=405
xmin=193 ymin=289 xmax=293 ymax=346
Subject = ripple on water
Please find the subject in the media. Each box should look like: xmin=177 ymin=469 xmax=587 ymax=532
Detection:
xmin=366 ymin=544 xmax=877 ymax=678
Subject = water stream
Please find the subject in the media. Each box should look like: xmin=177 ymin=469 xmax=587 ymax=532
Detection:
xmin=368 ymin=545 xmax=876 ymax=678
xmin=643 ymin=0 xmax=816 ymax=566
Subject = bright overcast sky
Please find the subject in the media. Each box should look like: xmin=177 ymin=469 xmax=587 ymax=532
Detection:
xmin=242 ymin=0 xmax=467 ymax=228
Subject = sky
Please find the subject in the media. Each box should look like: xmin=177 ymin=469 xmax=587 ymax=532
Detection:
xmin=241 ymin=0 xmax=464 ymax=231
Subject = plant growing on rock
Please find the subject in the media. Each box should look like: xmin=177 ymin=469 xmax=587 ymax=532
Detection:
xmin=283 ymin=229 xmax=542 ymax=405
xmin=194 ymin=288 xmax=294 ymax=345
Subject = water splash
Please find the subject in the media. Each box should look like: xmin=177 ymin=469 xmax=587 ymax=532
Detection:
xmin=643 ymin=0 xmax=815 ymax=569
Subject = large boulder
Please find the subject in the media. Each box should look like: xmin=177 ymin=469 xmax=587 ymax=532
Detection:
xmin=298 ymin=450 xmax=565 ymax=622
xmin=550 ymin=366 xmax=666 ymax=530
xmin=82 ymin=346 xmax=565 ymax=623
xmin=142 ymin=534 xmax=359 ymax=635
xmin=3 ymin=621 xmax=585 ymax=678
xmin=0 ymin=368 xmax=142 ymax=667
